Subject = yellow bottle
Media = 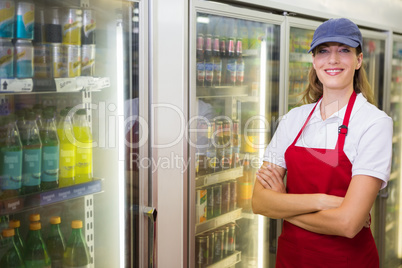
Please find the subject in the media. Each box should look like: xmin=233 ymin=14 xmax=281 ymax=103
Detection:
xmin=57 ymin=108 xmax=76 ymax=187
xmin=73 ymin=109 xmax=93 ymax=184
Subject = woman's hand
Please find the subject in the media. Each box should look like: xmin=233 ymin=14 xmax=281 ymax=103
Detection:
xmin=256 ymin=165 xmax=286 ymax=193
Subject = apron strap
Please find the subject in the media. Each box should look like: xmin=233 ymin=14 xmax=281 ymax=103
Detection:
xmin=337 ymin=91 xmax=357 ymax=151
xmin=291 ymin=99 xmax=321 ymax=146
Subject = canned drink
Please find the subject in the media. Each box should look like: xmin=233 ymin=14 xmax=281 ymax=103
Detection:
xmin=229 ymin=180 xmax=237 ymax=211
xmin=0 ymin=38 xmax=13 ymax=78
xmin=221 ymin=225 xmax=229 ymax=256
xmin=15 ymin=0 xmax=34 ymax=40
xmin=195 ymin=235 xmax=209 ymax=268
xmin=227 ymin=223 xmax=236 ymax=254
xmin=64 ymin=44 xmax=80 ymax=77
xmin=206 ymin=186 xmax=214 ymax=220
xmin=213 ymin=229 xmax=224 ymax=262
xmin=206 ymin=231 xmax=214 ymax=265
xmin=50 ymin=43 xmax=65 ymax=78
xmin=81 ymin=44 xmax=95 ymax=76
xmin=195 ymin=189 xmax=207 ymax=224
xmin=14 ymin=39 xmax=33 ymax=78
xmin=81 ymin=8 xmax=95 ymax=45
xmin=0 ymin=0 xmax=15 ymax=38
xmin=45 ymin=7 xmax=62 ymax=43
xmin=62 ymin=7 xmax=82 ymax=45
xmin=221 ymin=182 xmax=230 ymax=214
xmin=213 ymin=184 xmax=222 ymax=217
xmin=33 ymin=43 xmax=51 ymax=78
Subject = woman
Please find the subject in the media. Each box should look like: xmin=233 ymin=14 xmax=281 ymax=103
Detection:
xmin=252 ymin=18 xmax=392 ymax=267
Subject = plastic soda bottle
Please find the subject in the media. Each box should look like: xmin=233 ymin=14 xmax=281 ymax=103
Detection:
xmin=0 ymin=115 xmax=23 ymax=199
xmin=63 ymin=220 xmax=91 ymax=268
xmin=9 ymin=219 xmax=24 ymax=256
xmin=24 ymin=222 xmax=51 ymax=268
xmin=46 ymin=216 xmax=65 ymax=268
xmin=0 ymin=228 xmax=25 ymax=268
xmin=40 ymin=108 xmax=60 ymax=190
xmin=73 ymin=109 xmax=92 ymax=184
xmin=57 ymin=108 xmax=75 ymax=187
xmin=21 ymin=110 xmax=42 ymax=195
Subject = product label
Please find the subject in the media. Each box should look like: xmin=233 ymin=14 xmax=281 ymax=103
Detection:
xmin=1 ymin=150 xmax=22 ymax=190
xmin=15 ymin=2 xmax=34 ymax=39
xmin=15 ymin=45 xmax=33 ymax=78
xmin=22 ymin=148 xmax=42 ymax=186
xmin=0 ymin=1 xmax=15 ymax=38
xmin=0 ymin=46 xmax=13 ymax=78
xmin=196 ymin=189 xmax=207 ymax=223
xmin=59 ymin=144 xmax=75 ymax=178
xmin=236 ymin=63 xmax=244 ymax=82
xmin=197 ymin=62 xmax=205 ymax=82
xmin=63 ymin=21 xmax=81 ymax=45
xmin=227 ymin=62 xmax=236 ymax=83
xmin=205 ymin=62 xmax=214 ymax=82
xmin=41 ymin=145 xmax=59 ymax=182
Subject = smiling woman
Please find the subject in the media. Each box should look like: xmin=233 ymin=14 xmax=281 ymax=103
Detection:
xmin=252 ymin=18 xmax=393 ymax=268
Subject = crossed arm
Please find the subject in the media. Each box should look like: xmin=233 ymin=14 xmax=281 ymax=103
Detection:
xmin=252 ymin=161 xmax=382 ymax=238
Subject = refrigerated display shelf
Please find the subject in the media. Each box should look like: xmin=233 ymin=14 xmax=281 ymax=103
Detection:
xmin=196 ymin=208 xmax=242 ymax=234
xmin=0 ymin=77 xmax=110 ymax=94
xmin=0 ymin=179 xmax=103 ymax=215
xmin=196 ymin=85 xmax=249 ymax=98
xmin=207 ymin=251 xmax=241 ymax=268
xmin=196 ymin=166 xmax=244 ymax=188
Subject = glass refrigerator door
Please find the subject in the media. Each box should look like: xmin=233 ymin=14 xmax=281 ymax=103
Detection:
xmin=287 ymin=26 xmax=314 ymax=110
xmin=384 ymin=36 xmax=402 ymax=268
xmin=190 ymin=4 xmax=282 ymax=267
xmin=0 ymin=0 xmax=146 ymax=267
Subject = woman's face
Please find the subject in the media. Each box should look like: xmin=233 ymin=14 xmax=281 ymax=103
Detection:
xmin=312 ymin=42 xmax=363 ymax=93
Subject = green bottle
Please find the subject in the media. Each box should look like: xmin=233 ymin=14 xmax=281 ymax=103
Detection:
xmin=0 ymin=115 xmax=23 ymax=199
xmin=21 ymin=110 xmax=42 ymax=195
xmin=40 ymin=108 xmax=60 ymax=191
xmin=23 ymin=222 xmax=51 ymax=268
xmin=9 ymin=220 xmax=24 ymax=256
xmin=46 ymin=216 xmax=65 ymax=268
xmin=63 ymin=220 xmax=91 ymax=268
xmin=0 ymin=228 xmax=25 ymax=268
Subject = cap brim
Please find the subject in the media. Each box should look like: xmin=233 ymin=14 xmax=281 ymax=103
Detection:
xmin=308 ymin=36 xmax=360 ymax=53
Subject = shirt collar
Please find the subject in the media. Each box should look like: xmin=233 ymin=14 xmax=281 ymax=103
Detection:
xmin=312 ymin=93 xmax=367 ymax=122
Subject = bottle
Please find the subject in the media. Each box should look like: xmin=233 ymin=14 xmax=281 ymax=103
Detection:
xmin=57 ymin=108 xmax=76 ymax=187
xmin=24 ymin=214 xmax=40 ymax=245
xmin=204 ymin=34 xmax=214 ymax=87
xmin=206 ymin=121 xmax=218 ymax=174
xmin=231 ymin=120 xmax=241 ymax=168
xmin=63 ymin=220 xmax=91 ymax=268
xmin=73 ymin=109 xmax=93 ymax=184
xmin=196 ymin=33 xmax=205 ymax=87
xmin=0 ymin=115 xmax=23 ymax=199
xmin=215 ymin=121 xmax=224 ymax=171
xmin=222 ymin=120 xmax=232 ymax=170
xmin=24 ymin=222 xmax=51 ymax=268
xmin=225 ymin=37 xmax=236 ymax=86
xmin=0 ymin=228 xmax=25 ymax=268
xmin=40 ymin=108 xmax=60 ymax=190
xmin=236 ymin=38 xmax=245 ymax=86
xmin=46 ymin=216 xmax=65 ymax=268
xmin=237 ymin=159 xmax=252 ymax=212
xmin=9 ymin=219 xmax=24 ymax=256
xmin=21 ymin=110 xmax=42 ymax=195
xmin=212 ymin=35 xmax=222 ymax=86
xmin=15 ymin=110 xmax=26 ymax=132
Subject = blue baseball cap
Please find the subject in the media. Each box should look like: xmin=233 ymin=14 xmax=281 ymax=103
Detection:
xmin=308 ymin=18 xmax=363 ymax=53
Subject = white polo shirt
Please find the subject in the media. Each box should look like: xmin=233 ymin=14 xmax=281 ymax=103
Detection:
xmin=263 ymin=93 xmax=393 ymax=189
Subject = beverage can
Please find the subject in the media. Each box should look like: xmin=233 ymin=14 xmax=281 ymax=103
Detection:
xmin=33 ymin=43 xmax=51 ymax=78
xmin=195 ymin=235 xmax=209 ymax=267
xmin=45 ymin=7 xmax=62 ymax=43
xmin=14 ymin=38 xmax=33 ymax=78
xmin=229 ymin=180 xmax=237 ymax=211
xmin=213 ymin=229 xmax=224 ymax=261
xmin=33 ymin=6 xmax=45 ymax=44
xmin=0 ymin=38 xmax=14 ymax=78
xmin=221 ymin=225 xmax=229 ymax=256
xmin=15 ymin=0 xmax=34 ymax=40
xmin=0 ymin=0 xmax=15 ymax=38
xmin=212 ymin=184 xmax=222 ymax=217
xmin=81 ymin=44 xmax=95 ymax=76
xmin=206 ymin=231 xmax=214 ymax=265
xmin=206 ymin=186 xmax=214 ymax=220
xmin=221 ymin=182 xmax=230 ymax=214
xmin=81 ymin=8 xmax=95 ymax=45
xmin=64 ymin=44 xmax=81 ymax=77
xmin=62 ymin=7 xmax=82 ymax=45
xmin=227 ymin=223 xmax=236 ymax=254
xmin=50 ymin=43 xmax=65 ymax=78
xmin=195 ymin=189 xmax=207 ymax=223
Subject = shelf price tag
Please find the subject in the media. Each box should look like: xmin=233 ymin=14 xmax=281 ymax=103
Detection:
xmin=55 ymin=78 xmax=78 ymax=92
xmin=91 ymin=77 xmax=110 ymax=91
xmin=0 ymin=78 xmax=33 ymax=92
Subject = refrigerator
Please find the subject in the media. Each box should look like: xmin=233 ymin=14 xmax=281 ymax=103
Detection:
xmin=189 ymin=1 xmax=283 ymax=267
xmin=384 ymin=34 xmax=402 ymax=268
xmin=0 ymin=0 xmax=148 ymax=267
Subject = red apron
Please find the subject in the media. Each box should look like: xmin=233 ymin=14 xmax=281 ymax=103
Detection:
xmin=276 ymin=92 xmax=379 ymax=268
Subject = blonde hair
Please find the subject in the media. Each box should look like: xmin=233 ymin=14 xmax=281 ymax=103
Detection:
xmin=301 ymin=46 xmax=375 ymax=105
